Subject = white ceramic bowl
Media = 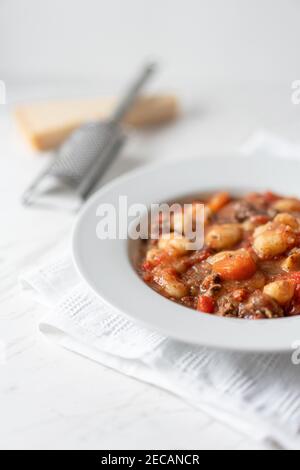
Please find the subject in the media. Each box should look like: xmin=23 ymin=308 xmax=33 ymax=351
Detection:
xmin=72 ymin=155 xmax=300 ymax=352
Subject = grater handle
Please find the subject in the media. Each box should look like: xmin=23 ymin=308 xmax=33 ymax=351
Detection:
xmin=22 ymin=166 xmax=54 ymax=206
xmin=110 ymin=62 xmax=157 ymax=124
xmin=77 ymin=63 xmax=157 ymax=199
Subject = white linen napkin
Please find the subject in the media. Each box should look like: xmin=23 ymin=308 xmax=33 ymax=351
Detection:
xmin=22 ymin=132 xmax=300 ymax=450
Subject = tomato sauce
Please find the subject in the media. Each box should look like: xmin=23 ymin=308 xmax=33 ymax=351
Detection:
xmin=138 ymin=192 xmax=300 ymax=319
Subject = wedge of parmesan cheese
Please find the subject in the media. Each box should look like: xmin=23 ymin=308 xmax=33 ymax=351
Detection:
xmin=14 ymin=95 xmax=179 ymax=151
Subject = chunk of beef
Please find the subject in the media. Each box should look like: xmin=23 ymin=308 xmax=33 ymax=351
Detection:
xmin=200 ymin=273 xmax=222 ymax=297
xmin=238 ymin=290 xmax=284 ymax=319
xmin=233 ymin=201 xmax=257 ymax=222
xmin=217 ymin=296 xmax=239 ymax=317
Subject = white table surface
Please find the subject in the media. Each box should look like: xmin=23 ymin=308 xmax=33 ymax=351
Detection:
xmin=0 ymin=81 xmax=299 ymax=450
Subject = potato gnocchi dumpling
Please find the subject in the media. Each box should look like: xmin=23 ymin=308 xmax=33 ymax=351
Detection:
xmin=263 ymin=280 xmax=295 ymax=306
xmin=139 ymin=191 xmax=300 ymax=319
xmin=205 ymin=223 xmax=243 ymax=251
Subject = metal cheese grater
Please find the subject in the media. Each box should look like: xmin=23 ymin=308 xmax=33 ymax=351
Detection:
xmin=22 ymin=63 xmax=156 ymax=210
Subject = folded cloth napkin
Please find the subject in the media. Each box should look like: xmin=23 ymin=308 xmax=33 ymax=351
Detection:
xmin=22 ymin=132 xmax=300 ymax=450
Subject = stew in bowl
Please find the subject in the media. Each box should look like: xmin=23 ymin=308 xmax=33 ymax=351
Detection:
xmin=138 ymin=191 xmax=300 ymax=319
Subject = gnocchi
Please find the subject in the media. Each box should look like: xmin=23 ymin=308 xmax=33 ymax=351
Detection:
xmin=263 ymin=280 xmax=295 ymax=306
xmin=253 ymin=230 xmax=288 ymax=259
xmin=281 ymin=249 xmax=300 ymax=272
xmin=253 ymin=225 xmax=296 ymax=259
xmin=140 ymin=191 xmax=300 ymax=319
xmin=158 ymin=233 xmax=190 ymax=255
xmin=273 ymin=213 xmax=299 ymax=230
xmin=152 ymin=267 xmax=188 ymax=299
xmin=205 ymin=223 xmax=242 ymax=251
xmin=273 ymin=198 xmax=300 ymax=213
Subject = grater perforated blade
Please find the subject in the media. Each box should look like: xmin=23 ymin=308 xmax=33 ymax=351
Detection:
xmin=22 ymin=62 xmax=157 ymax=210
xmin=49 ymin=121 xmax=118 ymax=186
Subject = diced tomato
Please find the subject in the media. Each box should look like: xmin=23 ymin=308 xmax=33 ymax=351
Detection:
xmin=197 ymin=295 xmax=215 ymax=313
xmin=186 ymin=249 xmax=212 ymax=267
xmin=263 ymin=191 xmax=280 ymax=203
xmin=294 ymin=284 xmax=300 ymax=302
xmin=245 ymin=192 xmax=260 ymax=202
xmin=141 ymin=252 xmax=170 ymax=272
xmin=250 ymin=215 xmax=270 ymax=225
xmin=286 ymin=283 xmax=300 ymax=315
xmin=143 ymin=272 xmax=153 ymax=282
xmin=279 ymin=272 xmax=300 ymax=284
xmin=232 ymin=288 xmax=248 ymax=302
xmin=163 ymin=266 xmax=178 ymax=276
xmin=142 ymin=261 xmax=153 ymax=272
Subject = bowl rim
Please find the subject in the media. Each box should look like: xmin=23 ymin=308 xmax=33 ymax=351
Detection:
xmin=72 ymin=153 xmax=300 ymax=353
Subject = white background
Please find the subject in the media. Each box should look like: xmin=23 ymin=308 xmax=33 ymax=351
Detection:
xmin=1 ymin=0 xmax=300 ymax=450
xmin=1 ymin=0 xmax=300 ymax=85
